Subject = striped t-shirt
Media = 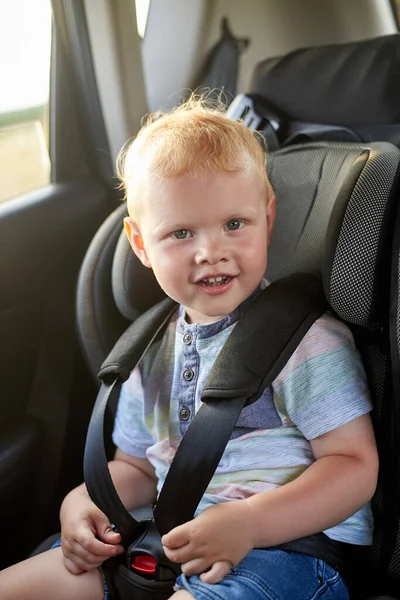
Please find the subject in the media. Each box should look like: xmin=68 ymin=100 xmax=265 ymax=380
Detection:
xmin=113 ymin=293 xmax=373 ymax=545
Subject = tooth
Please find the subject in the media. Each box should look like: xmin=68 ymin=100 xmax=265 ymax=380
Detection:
xmin=207 ymin=277 xmax=215 ymax=283
xmin=215 ymin=277 xmax=223 ymax=282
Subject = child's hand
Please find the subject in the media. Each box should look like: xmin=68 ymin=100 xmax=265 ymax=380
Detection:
xmin=162 ymin=500 xmax=255 ymax=583
xmin=60 ymin=487 xmax=124 ymax=574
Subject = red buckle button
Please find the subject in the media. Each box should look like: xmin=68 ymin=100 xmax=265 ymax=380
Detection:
xmin=131 ymin=555 xmax=158 ymax=575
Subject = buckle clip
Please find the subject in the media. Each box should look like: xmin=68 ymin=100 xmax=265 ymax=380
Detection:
xmin=130 ymin=554 xmax=158 ymax=578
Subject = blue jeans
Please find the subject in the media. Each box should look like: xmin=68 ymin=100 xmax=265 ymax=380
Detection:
xmin=52 ymin=537 xmax=348 ymax=600
xmin=175 ymin=549 xmax=349 ymax=600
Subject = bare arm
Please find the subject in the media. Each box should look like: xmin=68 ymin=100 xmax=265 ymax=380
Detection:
xmin=107 ymin=448 xmax=158 ymax=509
xmin=246 ymin=413 xmax=378 ymax=546
xmin=60 ymin=449 xmax=157 ymax=574
xmin=65 ymin=448 xmax=157 ymax=509
xmin=162 ymin=414 xmax=378 ymax=582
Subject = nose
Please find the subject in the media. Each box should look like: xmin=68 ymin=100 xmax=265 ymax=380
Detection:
xmin=194 ymin=234 xmax=228 ymax=265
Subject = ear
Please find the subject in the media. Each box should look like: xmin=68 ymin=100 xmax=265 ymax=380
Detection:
xmin=266 ymin=194 xmax=276 ymax=248
xmin=124 ymin=217 xmax=152 ymax=268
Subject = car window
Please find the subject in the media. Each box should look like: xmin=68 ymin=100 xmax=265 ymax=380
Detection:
xmin=0 ymin=0 xmax=52 ymax=203
xmin=135 ymin=0 xmax=151 ymax=38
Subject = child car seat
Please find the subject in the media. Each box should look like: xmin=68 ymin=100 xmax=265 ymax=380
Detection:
xmin=77 ymin=137 xmax=400 ymax=600
xmin=73 ymin=34 xmax=400 ymax=599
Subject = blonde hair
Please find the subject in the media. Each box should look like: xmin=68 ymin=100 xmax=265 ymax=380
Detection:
xmin=117 ymin=94 xmax=273 ymax=217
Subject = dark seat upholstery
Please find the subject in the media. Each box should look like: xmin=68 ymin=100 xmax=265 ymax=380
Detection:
xmin=249 ymin=34 xmax=400 ymax=147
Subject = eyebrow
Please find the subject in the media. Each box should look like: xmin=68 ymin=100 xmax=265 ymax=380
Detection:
xmin=152 ymin=223 xmax=189 ymax=238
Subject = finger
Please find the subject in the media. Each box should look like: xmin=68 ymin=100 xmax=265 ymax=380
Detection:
xmin=63 ymin=556 xmax=85 ymax=575
xmin=162 ymin=543 xmax=192 ymax=564
xmin=162 ymin=524 xmax=190 ymax=549
xmin=99 ymin=528 xmax=122 ymax=544
xmin=200 ymin=561 xmax=232 ymax=584
xmin=63 ymin=541 xmax=92 ymax=567
xmin=63 ymin=551 xmax=96 ymax=574
xmin=85 ymin=538 xmax=124 ymax=558
xmin=64 ymin=538 xmax=122 ymax=569
xmin=66 ymin=547 xmax=108 ymax=572
xmin=95 ymin=516 xmax=122 ymax=545
xmin=181 ymin=557 xmax=211 ymax=577
xmin=75 ymin=530 xmax=123 ymax=557
xmin=72 ymin=543 xmax=123 ymax=566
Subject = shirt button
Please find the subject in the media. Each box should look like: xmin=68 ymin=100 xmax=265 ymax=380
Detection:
xmin=183 ymin=368 xmax=194 ymax=381
xmin=183 ymin=333 xmax=193 ymax=344
xmin=179 ymin=407 xmax=191 ymax=421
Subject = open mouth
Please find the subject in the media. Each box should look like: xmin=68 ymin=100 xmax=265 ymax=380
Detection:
xmin=198 ymin=276 xmax=233 ymax=287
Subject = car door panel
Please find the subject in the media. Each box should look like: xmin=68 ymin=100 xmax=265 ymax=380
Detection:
xmin=0 ymin=175 xmax=116 ymax=567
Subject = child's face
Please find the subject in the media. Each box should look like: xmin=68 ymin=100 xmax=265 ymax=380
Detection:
xmin=125 ymin=169 xmax=275 ymax=324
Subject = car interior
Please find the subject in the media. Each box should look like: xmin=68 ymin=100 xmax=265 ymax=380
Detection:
xmin=2 ymin=1 xmax=400 ymax=599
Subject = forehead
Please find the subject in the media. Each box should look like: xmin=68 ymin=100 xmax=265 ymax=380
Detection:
xmin=147 ymin=168 xmax=265 ymax=211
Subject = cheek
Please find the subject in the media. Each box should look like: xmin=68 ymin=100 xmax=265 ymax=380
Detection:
xmin=147 ymin=248 xmax=191 ymax=304
xmin=147 ymin=246 xmax=185 ymax=280
xmin=236 ymin=230 xmax=268 ymax=259
xmin=235 ymin=237 xmax=268 ymax=278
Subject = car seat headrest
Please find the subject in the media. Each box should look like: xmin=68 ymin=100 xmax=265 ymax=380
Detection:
xmin=251 ymin=34 xmax=400 ymax=126
xmin=112 ymin=141 xmax=400 ymax=327
xmin=266 ymin=141 xmax=400 ymax=326
xmin=112 ymin=233 xmax=165 ymax=322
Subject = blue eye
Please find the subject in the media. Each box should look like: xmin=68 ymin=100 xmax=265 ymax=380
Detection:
xmin=225 ymin=219 xmax=243 ymax=231
xmin=173 ymin=229 xmax=191 ymax=239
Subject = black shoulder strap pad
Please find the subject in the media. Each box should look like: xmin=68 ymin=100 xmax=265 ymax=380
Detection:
xmin=98 ymin=296 xmax=177 ymax=383
xmin=203 ymin=272 xmax=327 ymax=401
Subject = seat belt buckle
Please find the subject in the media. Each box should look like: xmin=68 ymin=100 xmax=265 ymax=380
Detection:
xmin=130 ymin=553 xmax=158 ymax=579
xmin=129 ymin=552 xmax=177 ymax=582
xmin=126 ymin=518 xmax=180 ymax=582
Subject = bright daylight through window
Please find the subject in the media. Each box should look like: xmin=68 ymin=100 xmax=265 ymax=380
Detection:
xmin=135 ymin=0 xmax=151 ymax=38
xmin=0 ymin=0 xmax=52 ymax=203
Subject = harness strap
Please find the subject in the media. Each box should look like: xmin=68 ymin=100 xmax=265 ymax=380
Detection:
xmin=98 ymin=296 xmax=178 ymax=384
xmin=84 ymin=297 xmax=177 ymax=544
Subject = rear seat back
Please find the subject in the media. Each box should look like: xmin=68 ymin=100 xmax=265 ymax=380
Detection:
xmin=242 ymin=34 xmax=400 ymax=150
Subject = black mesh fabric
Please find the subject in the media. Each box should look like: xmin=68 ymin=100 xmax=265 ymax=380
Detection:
xmin=397 ymin=257 xmax=400 ymax=353
xmin=327 ymin=145 xmax=400 ymax=325
xmin=269 ymin=142 xmax=400 ymax=326
xmin=385 ymin=199 xmax=400 ymax=589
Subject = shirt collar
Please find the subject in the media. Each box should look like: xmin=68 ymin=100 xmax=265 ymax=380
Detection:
xmin=176 ymin=278 xmax=268 ymax=339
